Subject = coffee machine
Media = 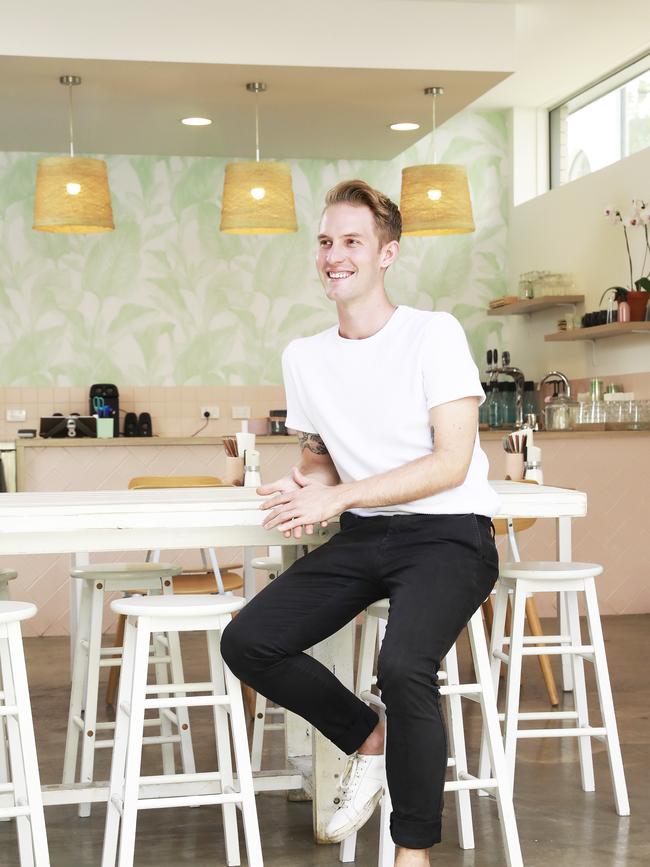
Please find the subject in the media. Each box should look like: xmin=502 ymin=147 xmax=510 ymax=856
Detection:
xmin=89 ymin=384 xmax=119 ymax=436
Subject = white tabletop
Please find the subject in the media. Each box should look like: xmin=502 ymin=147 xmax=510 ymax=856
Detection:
xmin=0 ymin=481 xmax=586 ymax=556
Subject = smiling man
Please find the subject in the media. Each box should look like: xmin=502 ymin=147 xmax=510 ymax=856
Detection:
xmin=221 ymin=180 xmax=500 ymax=867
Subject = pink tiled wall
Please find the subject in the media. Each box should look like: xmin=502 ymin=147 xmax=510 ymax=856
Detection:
xmin=0 ymin=385 xmax=287 ymax=440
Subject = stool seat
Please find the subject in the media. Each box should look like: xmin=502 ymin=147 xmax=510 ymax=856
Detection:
xmin=367 ymin=599 xmax=389 ymax=616
xmin=71 ymin=562 xmax=182 ymax=581
xmin=0 ymin=570 xmax=17 ymax=581
xmin=111 ymin=594 xmax=246 ymax=618
xmin=0 ymin=601 xmax=37 ymax=623
xmin=500 ymin=561 xmax=603 ymax=580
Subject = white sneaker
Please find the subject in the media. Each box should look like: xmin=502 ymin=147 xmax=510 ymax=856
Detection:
xmin=324 ymin=752 xmax=385 ymax=843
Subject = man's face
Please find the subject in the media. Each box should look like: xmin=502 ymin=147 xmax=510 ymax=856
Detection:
xmin=316 ymin=203 xmax=396 ymax=302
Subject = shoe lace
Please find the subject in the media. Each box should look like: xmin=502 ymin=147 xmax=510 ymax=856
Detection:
xmin=337 ymin=756 xmax=364 ymax=804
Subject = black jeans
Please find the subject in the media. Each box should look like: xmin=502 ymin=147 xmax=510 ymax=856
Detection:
xmin=221 ymin=511 xmax=498 ymax=849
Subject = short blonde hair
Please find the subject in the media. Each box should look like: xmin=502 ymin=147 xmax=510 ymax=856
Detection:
xmin=324 ymin=179 xmax=402 ymax=246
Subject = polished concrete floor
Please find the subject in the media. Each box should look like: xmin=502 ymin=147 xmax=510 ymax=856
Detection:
xmin=1 ymin=614 xmax=647 ymax=866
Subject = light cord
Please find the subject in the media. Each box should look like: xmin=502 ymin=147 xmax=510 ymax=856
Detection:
xmin=67 ymin=82 xmax=75 ymax=157
xmin=255 ymin=91 xmax=261 ymax=162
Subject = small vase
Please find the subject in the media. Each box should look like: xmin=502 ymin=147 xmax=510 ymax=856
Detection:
xmin=627 ymin=290 xmax=649 ymax=322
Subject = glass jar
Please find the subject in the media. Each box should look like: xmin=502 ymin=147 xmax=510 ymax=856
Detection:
xmin=524 ymin=381 xmax=537 ymax=418
xmin=544 ymin=395 xmax=578 ymax=431
xmin=479 ymin=383 xmax=489 ymax=427
xmin=573 ymin=401 xmax=608 ymax=430
xmin=501 ymin=382 xmax=516 ymax=426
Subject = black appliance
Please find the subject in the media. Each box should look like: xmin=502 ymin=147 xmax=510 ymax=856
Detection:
xmin=89 ymin=384 xmax=120 ymax=437
xmin=40 ymin=416 xmax=97 ymax=438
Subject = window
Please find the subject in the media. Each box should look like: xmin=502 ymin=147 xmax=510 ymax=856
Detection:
xmin=550 ymin=54 xmax=650 ymax=188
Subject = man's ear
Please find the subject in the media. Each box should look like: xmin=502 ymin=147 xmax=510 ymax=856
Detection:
xmin=380 ymin=240 xmax=400 ymax=269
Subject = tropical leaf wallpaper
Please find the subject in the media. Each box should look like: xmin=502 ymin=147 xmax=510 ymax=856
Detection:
xmin=0 ymin=110 xmax=508 ymax=385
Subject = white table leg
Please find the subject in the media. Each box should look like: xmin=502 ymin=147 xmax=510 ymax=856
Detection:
xmin=556 ymin=518 xmax=574 ymax=691
xmin=69 ymin=552 xmax=89 ymax=675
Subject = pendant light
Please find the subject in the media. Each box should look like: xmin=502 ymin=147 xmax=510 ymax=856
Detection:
xmin=220 ymin=82 xmax=297 ymax=234
xmin=400 ymin=87 xmax=474 ymax=236
xmin=33 ymin=75 xmax=114 ymax=233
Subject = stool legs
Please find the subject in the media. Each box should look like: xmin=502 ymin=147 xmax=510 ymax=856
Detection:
xmin=583 ymin=579 xmax=629 ymax=816
xmin=565 ymin=590 xmax=594 ymax=791
xmin=466 ymin=611 xmax=523 ymax=867
xmin=206 ymin=628 xmax=240 ymax=866
xmin=219 ymin=618 xmax=264 ymax=867
xmin=102 ymin=616 xmax=137 ymax=867
xmin=0 ymin=620 xmax=50 ymax=867
xmin=502 ymin=585 xmax=527 ymax=789
xmin=103 ymin=609 xmax=263 ymax=867
xmin=443 ymin=645 xmax=473 ymax=850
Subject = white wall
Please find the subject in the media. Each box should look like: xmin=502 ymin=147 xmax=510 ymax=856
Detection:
xmin=506 ymin=145 xmax=650 ymax=381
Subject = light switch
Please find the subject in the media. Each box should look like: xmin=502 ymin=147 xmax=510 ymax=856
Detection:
xmin=6 ymin=409 xmax=27 ymax=422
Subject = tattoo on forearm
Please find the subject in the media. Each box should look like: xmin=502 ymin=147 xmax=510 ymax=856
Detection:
xmin=430 ymin=425 xmax=435 ymax=446
xmin=298 ymin=432 xmax=329 ymax=455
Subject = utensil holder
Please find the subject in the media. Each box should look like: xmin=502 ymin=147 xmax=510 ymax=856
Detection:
xmin=224 ymin=456 xmax=245 ymax=486
xmin=504 ymin=452 xmax=525 ymax=481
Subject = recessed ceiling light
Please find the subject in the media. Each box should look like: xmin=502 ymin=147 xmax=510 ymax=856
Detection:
xmin=390 ymin=122 xmax=420 ymax=132
xmin=181 ymin=117 xmax=212 ymax=126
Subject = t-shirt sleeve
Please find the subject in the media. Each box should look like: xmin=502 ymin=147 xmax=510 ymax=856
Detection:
xmin=421 ymin=313 xmax=485 ymax=409
xmin=282 ymin=343 xmax=319 ymax=434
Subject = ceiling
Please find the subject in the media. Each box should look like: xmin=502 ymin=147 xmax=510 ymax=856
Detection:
xmin=0 ymin=55 xmax=509 ymax=161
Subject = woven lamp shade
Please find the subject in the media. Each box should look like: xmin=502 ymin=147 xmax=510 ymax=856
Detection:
xmin=33 ymin=156 xmax=114 ymax=233
xmin=400 ymin=164 xmax=475 ymax=236
xmin=220 ymin=161 xmax=297 ymax=234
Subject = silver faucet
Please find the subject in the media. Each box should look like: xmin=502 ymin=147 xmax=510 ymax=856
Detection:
xmin=537 ymin=371 xmax=572 ymax=398
xmin=485 ymin=351 xmax=526 ymax=429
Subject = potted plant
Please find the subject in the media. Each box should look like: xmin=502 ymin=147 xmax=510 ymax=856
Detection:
xmin=604 ymin=200 xmax=650 ymax=321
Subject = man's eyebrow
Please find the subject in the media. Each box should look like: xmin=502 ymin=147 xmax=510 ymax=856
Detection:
xmin=317 ymin=232 xmax=363 ymax=239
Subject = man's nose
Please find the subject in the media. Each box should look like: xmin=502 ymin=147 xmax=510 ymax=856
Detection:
xmin=325 ymin=243 xmax=345 ymax=264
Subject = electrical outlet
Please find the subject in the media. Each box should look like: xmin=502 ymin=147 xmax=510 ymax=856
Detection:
xmin=200 ymin=406 xmax=220 ymax=419
xmin=6 ymin=409 xmax=27 ymax=422
xmin=232 ymin=405 xmax=251 ymax=419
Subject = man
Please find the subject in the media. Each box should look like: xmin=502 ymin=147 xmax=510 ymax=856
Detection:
xmin=221 ymin=179 xmax=500 ymax=867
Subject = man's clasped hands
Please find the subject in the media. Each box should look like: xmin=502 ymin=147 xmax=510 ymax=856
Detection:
xmin=258 ymin=467 xmax=346 ymax=539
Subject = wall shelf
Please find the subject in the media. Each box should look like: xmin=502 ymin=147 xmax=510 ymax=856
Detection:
xmin=544 ymin=321 xmax=650 ymax=341
xmin=487 ymin=294 xmax=584 ymax=316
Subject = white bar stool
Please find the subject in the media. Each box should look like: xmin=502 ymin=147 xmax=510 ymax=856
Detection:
xmin=0 ymin=570 xmax=18 ymax=792
xmin=101 ymin=594 xmax=263 ymax=867
xmin=479 ymin=561 xmax=629 ymax=816
xmin=340 ymin=599 xmax=523 ymax=867
xmin=0 ymin=601 xmax=50 ymax=867
xmin=63 ymin=562 xmax=195 ymax=817
xmin=250 ymin=548 xmax=286 ymax=772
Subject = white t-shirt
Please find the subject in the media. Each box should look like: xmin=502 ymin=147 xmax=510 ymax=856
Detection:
xmin=282 ymin=305 xmax=499 ymax=518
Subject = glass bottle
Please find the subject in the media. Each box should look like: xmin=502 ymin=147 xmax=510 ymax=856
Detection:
xmin=487 ymin=382 xmax=502 ymax=428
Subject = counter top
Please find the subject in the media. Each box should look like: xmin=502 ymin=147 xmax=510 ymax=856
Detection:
xmin=13 ymin=430 xmax=650 ymax=449
xmin=15 ymin=435 xmax=300 ymax=448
